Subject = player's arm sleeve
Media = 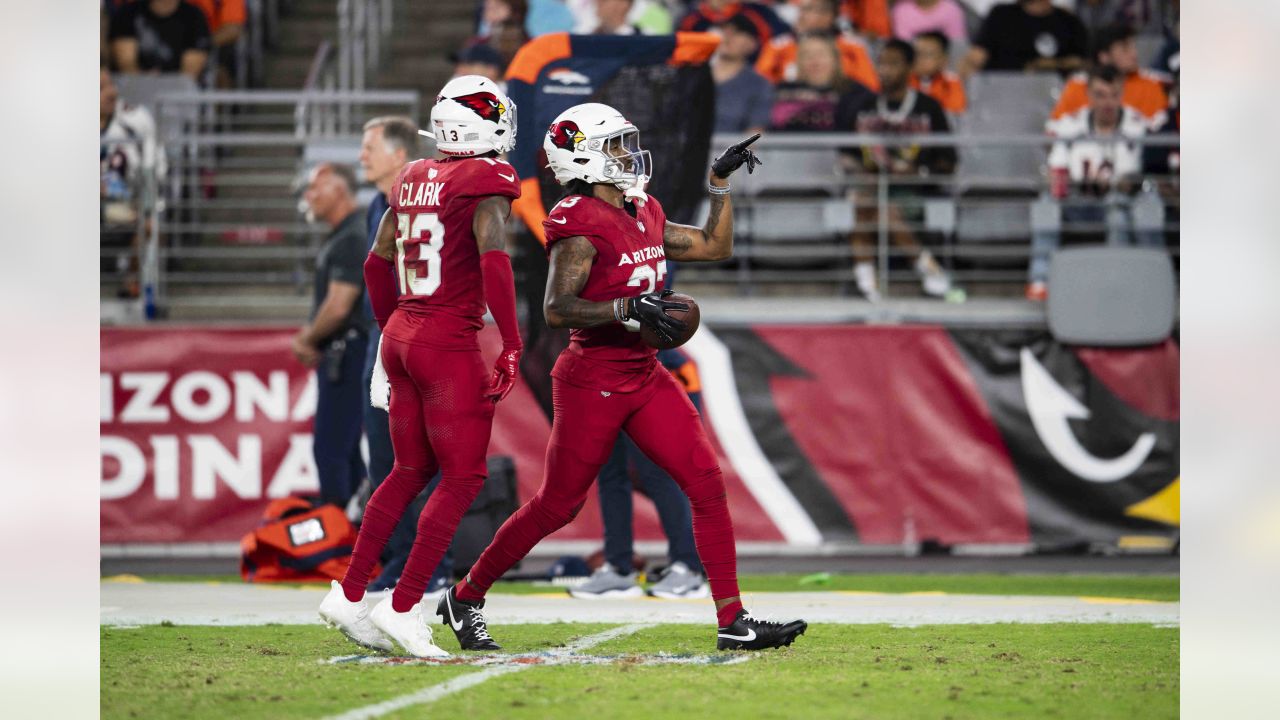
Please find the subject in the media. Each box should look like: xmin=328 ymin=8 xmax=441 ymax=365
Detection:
xmin=364 ymin=208 xmax=400 ymax=329
xmin=363 ymin=254 xmax=397 ymax=329
xmin=474 ymin=196 xmax=523 ymax=351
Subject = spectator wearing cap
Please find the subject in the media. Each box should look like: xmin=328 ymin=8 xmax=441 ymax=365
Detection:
xmin=680 ymin=1 xmax=791 ymax=52
xmin=910 ymin=31 xmax=966 ymax=115
xmin=960 ymin=0 xmax=1087 ymax=79
xmin=892 ymin=0 xmax=967 ymax=43
xmin=453 ymin=43 xmax=506 ymax=82
xmin=839 ymin=0 xmax=891 ymax=39
xmin=1028 ymin=65 xmax=1160 ymax=301
xmin=109 ymin=0 xmax=212 ymax=81
xmin=294 ymin=163 xmax=369 ymax=508
xmin=756 ymin=0 xmax=879 ymax=91
xmin=712 ymin=15 xmax=775 ymax=135
xmin=770 ymin=33 xmax=874 ymax=132
xmin=1050 ymin=24 xmax=1169 ymax=124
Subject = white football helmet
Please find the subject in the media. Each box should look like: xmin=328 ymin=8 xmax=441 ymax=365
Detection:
xmin=429 ymin=75 xmax=517 ymax=156
xmin=543 ymin=103 xmax=651 ymax=191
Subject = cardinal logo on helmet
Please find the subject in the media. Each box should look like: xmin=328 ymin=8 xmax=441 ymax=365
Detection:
xmin=549 ymin=120 xmax=585 ymax=151
xmin=450 ymin=92 xmax=506 ymax=123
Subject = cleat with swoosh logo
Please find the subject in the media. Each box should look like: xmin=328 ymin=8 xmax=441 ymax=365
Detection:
xmin=437 ymin=586 xmax=502 ymax=651
xmin=716 ymin=610 xmax=807 ymax=651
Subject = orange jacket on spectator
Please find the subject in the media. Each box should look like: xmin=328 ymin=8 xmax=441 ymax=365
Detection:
xmin=187 ymin=0 xmax=247 ymax=34
xmin=911 ymin=70 xmax=966 ymax=114
xmin=756 ymin=32 xmax=880 ymax=91
xmin=1050 ymin=69 xmax=1170 ymax=122
xmin=841 ymin=0 xmax=891 ymax=39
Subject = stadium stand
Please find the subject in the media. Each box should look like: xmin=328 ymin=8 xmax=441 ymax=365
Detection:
xmin=100 ymin=0 xmax=1181 ymax=318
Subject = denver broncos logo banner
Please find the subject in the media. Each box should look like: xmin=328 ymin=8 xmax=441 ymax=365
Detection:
xmin=503 ymin=32 xmax=720 ymax=243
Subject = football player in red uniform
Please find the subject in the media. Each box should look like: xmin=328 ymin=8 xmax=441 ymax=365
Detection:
xmin=318 ymin=76 xmax=523 ymax=657
xmin=438 ymin=103 xmax=808 ymax=651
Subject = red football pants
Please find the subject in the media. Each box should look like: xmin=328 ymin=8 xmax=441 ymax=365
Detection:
xmin=341 ymin=336 xmax=495 ymax=611
xmin=464 ymin=366 xmax=741 ymax=607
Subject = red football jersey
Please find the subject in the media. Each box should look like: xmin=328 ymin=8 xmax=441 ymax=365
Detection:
xmin=384 ymin=156 xmax=521 ymax=350
xmin=543 ymin=193 xmax=669 ymax=392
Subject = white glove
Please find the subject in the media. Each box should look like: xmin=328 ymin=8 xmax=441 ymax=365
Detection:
xmin=369 ymin=335 xmax=390 ymax=411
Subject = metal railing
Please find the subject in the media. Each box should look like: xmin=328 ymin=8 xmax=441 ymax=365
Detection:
xmin=684 ymin=131 xmax=1180 ymax=299
xmin=107 ymin=89 xmax=420 ymax=319
xmin=104 ymin=123 xmax=1177 ymax=319
xmin=337 ymin=0 xmax=394 ymax=92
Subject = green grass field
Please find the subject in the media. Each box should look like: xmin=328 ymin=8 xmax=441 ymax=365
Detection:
xmin=101 ymin=623 xmax=1178 ymax=720
xmin=101 ymin=573 xmax=1179 ymax=719
xmin=109 ymin=572 xmax=1180 ymax=602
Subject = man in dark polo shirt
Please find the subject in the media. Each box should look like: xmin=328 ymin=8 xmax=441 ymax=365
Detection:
xmin=293 ymin=163 xmax=367 ymax=507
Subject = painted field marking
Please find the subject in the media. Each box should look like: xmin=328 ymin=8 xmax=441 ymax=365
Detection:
xmin=324 ymin=623 xmax=655 ymax=720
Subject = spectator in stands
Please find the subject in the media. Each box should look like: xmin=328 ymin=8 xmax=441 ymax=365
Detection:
xmin=837 ymin=39 xmax=955 ymax=301
xmin=713 ymin=15 xmax=775 ymax=135
xmin=294 ymin=163 xmax=368 ymax=508
xmin=101 ymin=65 xmax=167 ymax=298
xmin=477 ymin=0 xmax=528 ymax=35
xmin=566 ymin=0 xmax=672 ymax=33
xmin=1051 ymin=24 xmax=1169 ymax=123
xmin=1028 ymin=65 xmax=1160 ymax=300
xmin=589 ymin=0 xmax=641 ymax=34
xmin=452 ymin=43 xmax=505 ymax=82
xmin=187 ymin=0 xmax=245 ymax=88
xmin=491 ymin=21 xmax=531 ymax=68
xmin=839 ymin=0 xmax=891 ymax=39
xmin=959 ymin=0 xmax=1087 ymax=79
xmin=756 ymin=0 xmax=879 ymax=90
xmin=911 ymin=31 xmax=966 ymax=115
xmin=770 ymin=34 xmax=873 ymax=132
xmin=108 ymin=0 xmax=212 ymax=81
xmin=680 ymin=0 xmax=791 ymax=51
xmin=525 ymin=0 xmax=576 ymax=36
xmin=892 ymin=0 xmax=968 ymax=43
xmin=1152 ymin=20 xmax=1179 ymax=80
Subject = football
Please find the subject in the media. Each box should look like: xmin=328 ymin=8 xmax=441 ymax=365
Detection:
xmin=640 ymin=292 xmax=700 ymax=350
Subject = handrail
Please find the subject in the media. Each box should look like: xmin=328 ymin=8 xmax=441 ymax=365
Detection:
xmin=709 ymin=132 xmax=1180 ymax=148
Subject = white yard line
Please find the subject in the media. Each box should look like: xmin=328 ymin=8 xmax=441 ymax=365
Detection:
xmin=323 ymin=623 xmax=653 ymax=720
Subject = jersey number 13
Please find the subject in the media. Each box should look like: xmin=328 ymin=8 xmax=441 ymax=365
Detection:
xmin=395 ymin=212 xmax=444 ymax=296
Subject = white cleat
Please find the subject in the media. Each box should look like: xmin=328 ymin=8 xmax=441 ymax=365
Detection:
xmin=318 ymin=580 xmax=393 ymax=652
xmin=370 ymin=596 xmax=451 ymax=658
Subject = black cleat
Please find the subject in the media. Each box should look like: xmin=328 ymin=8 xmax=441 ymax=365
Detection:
xmin=716 ymin=610 xmax=808 ymax=651
xmin=437 ymin=586 xmax=502 ymax=651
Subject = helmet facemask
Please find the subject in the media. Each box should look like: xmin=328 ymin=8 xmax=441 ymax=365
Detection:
xmin=592 ymin=128 xmax=651 ymax=191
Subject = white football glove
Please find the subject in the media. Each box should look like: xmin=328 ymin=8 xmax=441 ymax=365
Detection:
xmin=369 ymin=335 xmax=390 ymax=411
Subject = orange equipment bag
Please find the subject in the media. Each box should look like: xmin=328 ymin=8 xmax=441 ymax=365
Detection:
xmin=239 ymin=497 xmax=377 ymax=583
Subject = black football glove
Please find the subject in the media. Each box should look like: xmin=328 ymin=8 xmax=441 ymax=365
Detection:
xmin=711 ymin=133 xmax=763 ymax=179
xmin=627 ymin=290 xmax=689 ymax=344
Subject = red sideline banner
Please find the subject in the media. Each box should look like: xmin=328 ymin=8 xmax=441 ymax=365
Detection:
xmin=101 ymin=328 xmax=319 ymax=544
xmin=100 ymin=326 xmax=712 ymax=547
xmin=102 ymin=325 xmax=1179 ymax=551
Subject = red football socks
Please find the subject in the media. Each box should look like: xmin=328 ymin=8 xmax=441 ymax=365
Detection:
xmin=341 ymin=462 xmax=432 ymax=603
xmin=716 ymin=600 xmax=745 ymax=628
